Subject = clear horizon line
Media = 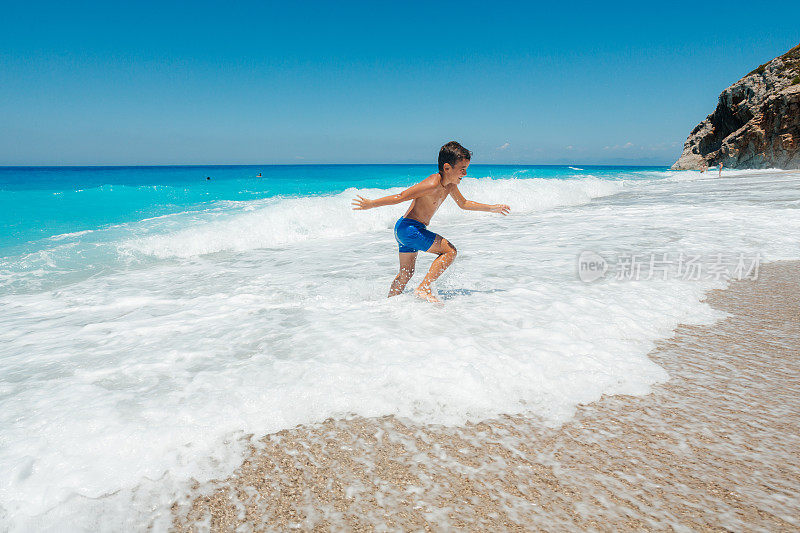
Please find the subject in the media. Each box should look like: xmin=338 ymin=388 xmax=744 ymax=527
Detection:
xmin=0 ymin=162 xmax=672 ymax=169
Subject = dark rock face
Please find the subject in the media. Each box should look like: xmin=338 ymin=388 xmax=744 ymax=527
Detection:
xmin=673 ymin=44 xmax=800 ymax=170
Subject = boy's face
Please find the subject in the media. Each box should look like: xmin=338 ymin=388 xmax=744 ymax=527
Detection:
xmin=443 ymin=159 xmax=470 ymax=184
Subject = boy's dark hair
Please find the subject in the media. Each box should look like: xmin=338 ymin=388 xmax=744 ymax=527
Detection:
xmin=438 ymin=141 xmax=472 ymax=173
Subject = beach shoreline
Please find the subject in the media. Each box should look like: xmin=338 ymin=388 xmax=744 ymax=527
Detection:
xmin=171 ymin=260 xmax=800 ymax=531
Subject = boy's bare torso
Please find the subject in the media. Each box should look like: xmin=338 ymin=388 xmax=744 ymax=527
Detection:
xmin=403 ymin=173 xmax=452 ymax=225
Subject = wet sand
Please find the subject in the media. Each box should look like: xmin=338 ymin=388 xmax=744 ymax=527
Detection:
xmin=172 ymin=261 xmax=800 ymax=531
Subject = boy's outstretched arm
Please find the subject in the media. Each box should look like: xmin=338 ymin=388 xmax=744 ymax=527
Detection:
xmin=449 ymin=185 xmax=510 ymax=215
xmin=351 ymin=176 xmax=439 ymax=210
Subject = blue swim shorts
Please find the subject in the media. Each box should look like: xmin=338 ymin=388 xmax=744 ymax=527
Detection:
xmin=394 ymin=217 xmax=438 ymax=253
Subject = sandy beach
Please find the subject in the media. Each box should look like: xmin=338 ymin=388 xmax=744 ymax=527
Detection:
xmin=170 ymin=261 xmax=800 ymax=531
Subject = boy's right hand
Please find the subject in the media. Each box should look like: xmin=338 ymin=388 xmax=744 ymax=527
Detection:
xmin=351 ymin=195 xmax=373 ymax=210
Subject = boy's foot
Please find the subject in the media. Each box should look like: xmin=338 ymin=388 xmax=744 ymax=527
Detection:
xmin=414 ymin=286 xmax=441 ymax=304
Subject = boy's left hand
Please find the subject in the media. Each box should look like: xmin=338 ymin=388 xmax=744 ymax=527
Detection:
xmin=490 ymin=204 xmax=511 ymax=215
xmin=351 ymin=195 xmax=373 ymax=210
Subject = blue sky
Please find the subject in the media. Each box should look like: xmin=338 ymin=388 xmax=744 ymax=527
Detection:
xmin=1 ymin=1 xmax=798 ymax=166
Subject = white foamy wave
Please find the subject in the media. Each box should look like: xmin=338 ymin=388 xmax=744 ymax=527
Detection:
xmin=450 ymin=176 xmax=624 ymax=215
xmin=638 ymin=167 xmax=792 ymax=183
xmin=120 ymin=177 xmax=625 ymax=259
xmin=48 ymin=229 xmax=94 ymax=241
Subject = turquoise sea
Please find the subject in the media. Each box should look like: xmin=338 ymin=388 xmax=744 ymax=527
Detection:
xmin=0 ymin=164 xmax=659 ymax=252
xmin=2 ymin=163 xmax=799 ymax=529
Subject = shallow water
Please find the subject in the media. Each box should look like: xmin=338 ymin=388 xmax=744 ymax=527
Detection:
xmin=1 ymin=165 xmax=798 ymax=529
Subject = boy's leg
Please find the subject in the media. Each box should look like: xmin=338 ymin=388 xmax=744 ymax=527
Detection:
xmin=388 ymin=252 xmax=418 ymax=297
xmin=415 ymin=235 xmax=457 ymax=302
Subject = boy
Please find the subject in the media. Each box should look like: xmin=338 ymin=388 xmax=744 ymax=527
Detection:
xmin=351 ymin=141 xmax=511 ymax=303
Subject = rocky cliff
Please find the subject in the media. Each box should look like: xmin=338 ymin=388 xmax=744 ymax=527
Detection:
xmin=672 ymin=43 xmax=800 ymax=170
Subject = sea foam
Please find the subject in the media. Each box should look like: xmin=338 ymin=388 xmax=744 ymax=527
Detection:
xmin=119 ymin=177 xmax=625 ymax=258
